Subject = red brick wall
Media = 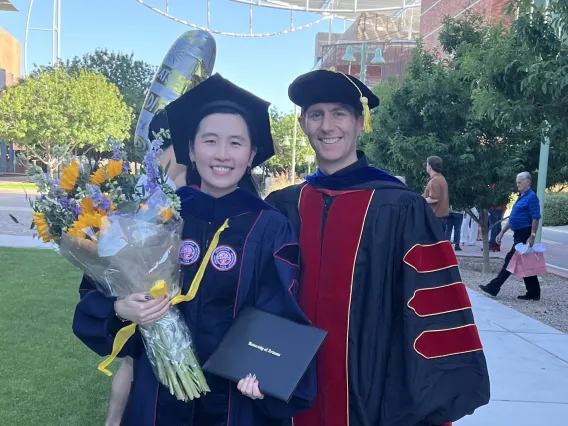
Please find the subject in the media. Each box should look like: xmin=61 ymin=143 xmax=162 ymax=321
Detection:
xmin=0 ymin=26 xmax=21 ymax=89
xmin=420 ymin=0 xmax=511 ymax=53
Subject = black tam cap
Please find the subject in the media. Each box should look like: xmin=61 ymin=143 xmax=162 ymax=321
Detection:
xmin=164 ymin=73 xmax=275 ymax=167
xmin=288 ymin=70 xmax=379 ymax=133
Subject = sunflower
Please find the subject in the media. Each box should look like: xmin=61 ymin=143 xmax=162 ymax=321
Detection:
xmin=158 ymin=207 xmax=174 ymax=223
xmin=32 ymin=212 xmax=51 ymax=243
xmin=67 ymin=211 xmax=107 ymax=240
xmin=106 ymin=160 xmax=123 ymax=180
xmin=59 ymin=161 xmax=80 ymax=192
xmin=79 ymin=197 xmax=96 ymax=215
xmin=89 ymin=160 xmax=124 ymax=185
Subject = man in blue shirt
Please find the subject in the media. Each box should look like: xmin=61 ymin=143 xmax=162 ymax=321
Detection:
xmin=479 ymin=172 xmax=541 ymax=300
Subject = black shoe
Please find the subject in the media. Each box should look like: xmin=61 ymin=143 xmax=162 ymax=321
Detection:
xmin=455 ymin=245 xmax=462 ymax=251
xmin=479 ymin=284 xmax=499 ymax=297
xmin=518 ymin=294 xmax=540 ymax=301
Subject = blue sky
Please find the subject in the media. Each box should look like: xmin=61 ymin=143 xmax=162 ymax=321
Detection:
xmin=1 ymin=0 xmax=350 ymax=112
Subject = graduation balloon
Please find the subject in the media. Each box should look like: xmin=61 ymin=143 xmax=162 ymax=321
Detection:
xmin=134 ymin=30 xmax=217 ymax=153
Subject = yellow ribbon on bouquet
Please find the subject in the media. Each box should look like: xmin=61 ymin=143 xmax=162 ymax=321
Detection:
xmin=97 ymin=219 xmax=229 ymax=376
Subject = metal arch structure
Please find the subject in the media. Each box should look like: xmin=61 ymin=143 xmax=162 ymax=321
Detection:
xmin=24 ymin=0 xmax=62 ymax=75
xmin=135 ymin=0 xmax=421 ymax=38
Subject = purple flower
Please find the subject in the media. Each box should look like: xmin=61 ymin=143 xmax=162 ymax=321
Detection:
xmin=99 ymin=195 xmax=111 ymax=211
xmin=111 ymin=140 xmax=128 ymax=162
xmin=74 ymin=204 xmax=82 ymax=218
xmin=58 ymin=196 xmax=69 ymax=208
xmin=50 ymin=179 xmax=60 ymax=193
xmin=142 ymin=146 xmax=161 ymax=196
xmin=87 ymin=184 xmax=114 ymax=212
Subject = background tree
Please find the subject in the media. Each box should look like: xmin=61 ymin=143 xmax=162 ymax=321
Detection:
xmin=0 ymin=68 xmax=132 ymax=175
xmin=34 ymin=49 xmax=157 ymax=161
xmin=265 ymin=108 xmax=316 ymax=176
xmin=362 ymin=24 xmax=521 ymax=272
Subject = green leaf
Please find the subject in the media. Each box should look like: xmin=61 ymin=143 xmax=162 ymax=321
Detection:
xmin=9 ymin=214 xmax=20 ymax=224
xmin=164 ymin=159 xmax=172 ymax=179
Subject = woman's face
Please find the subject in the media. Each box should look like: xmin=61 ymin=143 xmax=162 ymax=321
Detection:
xmin=190 ymin=113 xmax=256 ymax=198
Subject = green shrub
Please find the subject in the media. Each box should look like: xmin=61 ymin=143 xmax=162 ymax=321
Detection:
xmin=544 ymin=193 xmax=568 ymax=226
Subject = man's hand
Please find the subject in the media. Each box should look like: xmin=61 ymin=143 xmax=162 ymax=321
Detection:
xmin=114 ymin=293 xmax=170 ymax=326
xmin=527 ymin=234 xmax=536 ymax=247
xmin=496 ymin=232 xmax=503 ymax=246
xmin=237 ymin=374 xmax=264 ymax=400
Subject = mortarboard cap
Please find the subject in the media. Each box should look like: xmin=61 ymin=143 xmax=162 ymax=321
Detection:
xmin=164 ymin=73 xmax=275 ymax=167
xmin=288 ymin=69 xmax=379 ymax=133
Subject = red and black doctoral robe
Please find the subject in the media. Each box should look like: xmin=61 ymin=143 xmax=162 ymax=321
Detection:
xmin=265 ymin=154 xmax=490 ymax=426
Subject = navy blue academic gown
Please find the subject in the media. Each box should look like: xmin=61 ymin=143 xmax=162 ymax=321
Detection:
xmin=72 ymin=186 xmax=316 ymax=426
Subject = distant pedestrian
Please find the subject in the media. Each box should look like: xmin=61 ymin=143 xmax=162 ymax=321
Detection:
xmin=423 ymin=156 xmax=449 ymax=230
xmin=445 ymin=205 xmax=464 ymax=251
xmin=461 ymin=208 xmax=479 ymax=246
xmin=479 ymin=172 xmax=541 ymax=301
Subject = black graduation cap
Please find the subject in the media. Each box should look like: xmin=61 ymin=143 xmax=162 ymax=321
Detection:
xmin=163 ymin=73 xmax=275 ymax=168
xmin=288 ymin=69 xmax=379 ymax=133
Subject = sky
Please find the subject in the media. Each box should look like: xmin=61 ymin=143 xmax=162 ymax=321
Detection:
xmin=0 ymin=0 xmax=352 ymax=113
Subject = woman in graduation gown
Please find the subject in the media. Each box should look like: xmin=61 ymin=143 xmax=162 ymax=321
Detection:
xmin=72 ymin=74 xmax=316 ymax=426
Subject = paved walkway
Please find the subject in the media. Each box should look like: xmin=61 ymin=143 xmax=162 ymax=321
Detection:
xmin=456 ymin=289 xmax=568 ymax=425
xmin=0 ymin=234 xmax=51 ymax=249
xmin=1 ymin=236 xmax=567 ymax=425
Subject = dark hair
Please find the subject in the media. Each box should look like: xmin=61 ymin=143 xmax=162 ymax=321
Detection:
xmin=185 ymin=106 xmax=260 ymax=197
xmin=427 ymin=156 xmax=443 ymax=173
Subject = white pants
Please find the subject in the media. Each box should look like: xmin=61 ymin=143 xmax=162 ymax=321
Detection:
xmin=461 ymin=208 xmax=479 ymax=246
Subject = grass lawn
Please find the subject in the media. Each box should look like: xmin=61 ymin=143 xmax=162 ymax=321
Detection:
xmin=0 ymin=182 xmax=37 ymax=191
xmin=0 ymin=247 xmax=111 ymax=425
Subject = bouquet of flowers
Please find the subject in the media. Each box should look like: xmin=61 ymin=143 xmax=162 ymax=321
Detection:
xmin=23 ymin=134 xmax=210 ymax=401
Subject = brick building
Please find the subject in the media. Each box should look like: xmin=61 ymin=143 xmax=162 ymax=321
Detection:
xmin=420 ymin=0 xmax=512 ymax=52
xmin=0 ymin=3 xmax=23 ymax=174
xmin=312 ymin=11 xmax=419 ymax=88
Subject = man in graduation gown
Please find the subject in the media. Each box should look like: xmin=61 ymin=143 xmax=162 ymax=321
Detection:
xmin=265 ymin=70 xmax=490 ymax=426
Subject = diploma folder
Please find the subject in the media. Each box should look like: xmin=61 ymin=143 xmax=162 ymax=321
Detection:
xmin=202 ymin=307 xmax=327 ymax=403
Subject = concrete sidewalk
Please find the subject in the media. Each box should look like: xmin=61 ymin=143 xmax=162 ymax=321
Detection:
xmin=457 ymin=289 xmax=568 ymax=425
xmin=0 ymin=234 xmax=51 ymax=249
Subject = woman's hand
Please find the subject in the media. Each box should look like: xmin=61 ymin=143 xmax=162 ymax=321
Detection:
xmin=114 ymin=293 xmax=170 ymax=326
xmin=237 ymin=374 xmax=264 ymax=400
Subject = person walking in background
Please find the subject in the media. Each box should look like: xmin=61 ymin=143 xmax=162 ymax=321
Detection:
xmin=461 ymin=208 xmax=479 ymax=246
xmin=445 ymin=205 xmax=464 ymax=251
xmin=423 ymin=156 xmax=449 ymax=230
xmin=487 ymin=205 xmax=507 ymax=251
xmin=479 ymin=172 xmax=541 ymax=301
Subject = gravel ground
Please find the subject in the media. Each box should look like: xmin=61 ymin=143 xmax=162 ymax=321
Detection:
xmin=459 ymin=256 xmax=568 ymax=333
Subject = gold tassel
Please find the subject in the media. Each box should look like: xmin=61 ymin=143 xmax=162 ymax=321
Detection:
xmin=325 ymin=69 xmax=373 ymax=132
xmin=361 ymin=96 xmax=372 ymax=133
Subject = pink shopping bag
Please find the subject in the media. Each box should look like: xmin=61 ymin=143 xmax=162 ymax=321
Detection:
xmin=507 ymin=251 xmax=547 ymax=278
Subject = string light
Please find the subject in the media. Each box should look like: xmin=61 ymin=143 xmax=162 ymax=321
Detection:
xmin=136 ymin=0 xmax=332 ymax=37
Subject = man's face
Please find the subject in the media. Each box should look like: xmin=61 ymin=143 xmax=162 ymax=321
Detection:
xmin=516 ymin=176 xmax=530 ymax=193
xmin=299 ymin=102 xmax=363 ymax=170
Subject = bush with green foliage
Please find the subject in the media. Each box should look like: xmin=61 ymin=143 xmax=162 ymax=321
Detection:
xmin=544 ymin=193 xmax=568 ymax=226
